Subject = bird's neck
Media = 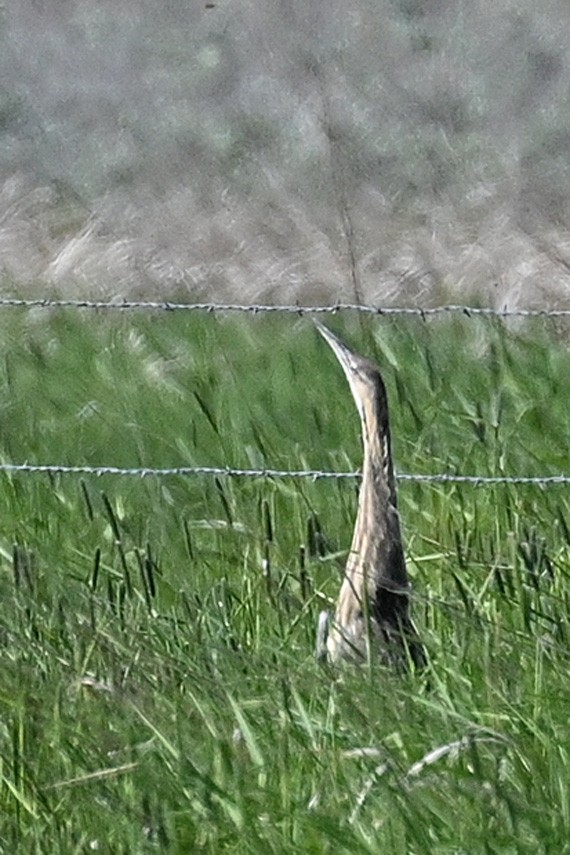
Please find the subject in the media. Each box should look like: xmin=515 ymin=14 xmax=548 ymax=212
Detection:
xmin=359 ymin=440 xmax=397 ymax=525
xmin=346 ymin=413 xmax=406 ymax=589
xmin=361 ymin=410 xmax=398 ymax=509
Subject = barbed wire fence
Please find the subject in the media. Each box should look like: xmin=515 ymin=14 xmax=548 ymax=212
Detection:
xmin=2 ymin=297 xmax=569 ymax=487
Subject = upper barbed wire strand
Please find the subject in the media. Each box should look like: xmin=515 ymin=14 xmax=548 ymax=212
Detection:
xmin=0 ymin=297 xmax=570 ymax=317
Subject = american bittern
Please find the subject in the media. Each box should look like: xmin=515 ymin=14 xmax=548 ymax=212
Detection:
xmin=315 ymin=322 xmax=424 ymax=668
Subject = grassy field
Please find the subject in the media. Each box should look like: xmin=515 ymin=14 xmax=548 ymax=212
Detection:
xmin=1 ymin=308 xmax=570 ymax=853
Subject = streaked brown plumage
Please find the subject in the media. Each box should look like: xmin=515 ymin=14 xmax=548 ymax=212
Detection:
xmin=315 ymin=322 xmax=424 ymax=668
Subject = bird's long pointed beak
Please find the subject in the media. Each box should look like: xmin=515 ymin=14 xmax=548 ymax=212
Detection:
xmin=314 ymin=320 xmax=366 ymax=421
xmin=314 ymin=320 xmax=356 ymax=374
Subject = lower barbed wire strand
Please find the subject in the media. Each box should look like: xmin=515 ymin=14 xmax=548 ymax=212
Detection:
xmin=0 ymin=461 xmax=569 ymax=484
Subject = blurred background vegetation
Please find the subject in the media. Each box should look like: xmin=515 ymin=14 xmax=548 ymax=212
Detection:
xmin=1 ymin=0 xmax=570 ymax=306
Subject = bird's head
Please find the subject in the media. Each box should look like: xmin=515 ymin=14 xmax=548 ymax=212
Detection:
xmin=314 ymin=320 xmax=386 ymax=430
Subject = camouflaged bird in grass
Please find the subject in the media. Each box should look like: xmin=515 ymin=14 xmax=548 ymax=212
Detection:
xmin=314 ymin=322 xmax=425 ymax=669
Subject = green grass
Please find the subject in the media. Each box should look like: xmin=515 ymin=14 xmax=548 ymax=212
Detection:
xmin=1 ymin=308 xmax=570 ymax=853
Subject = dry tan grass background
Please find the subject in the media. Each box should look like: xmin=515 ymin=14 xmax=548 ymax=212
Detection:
xmin=2 ymin=0 xmax=570 ymax=308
